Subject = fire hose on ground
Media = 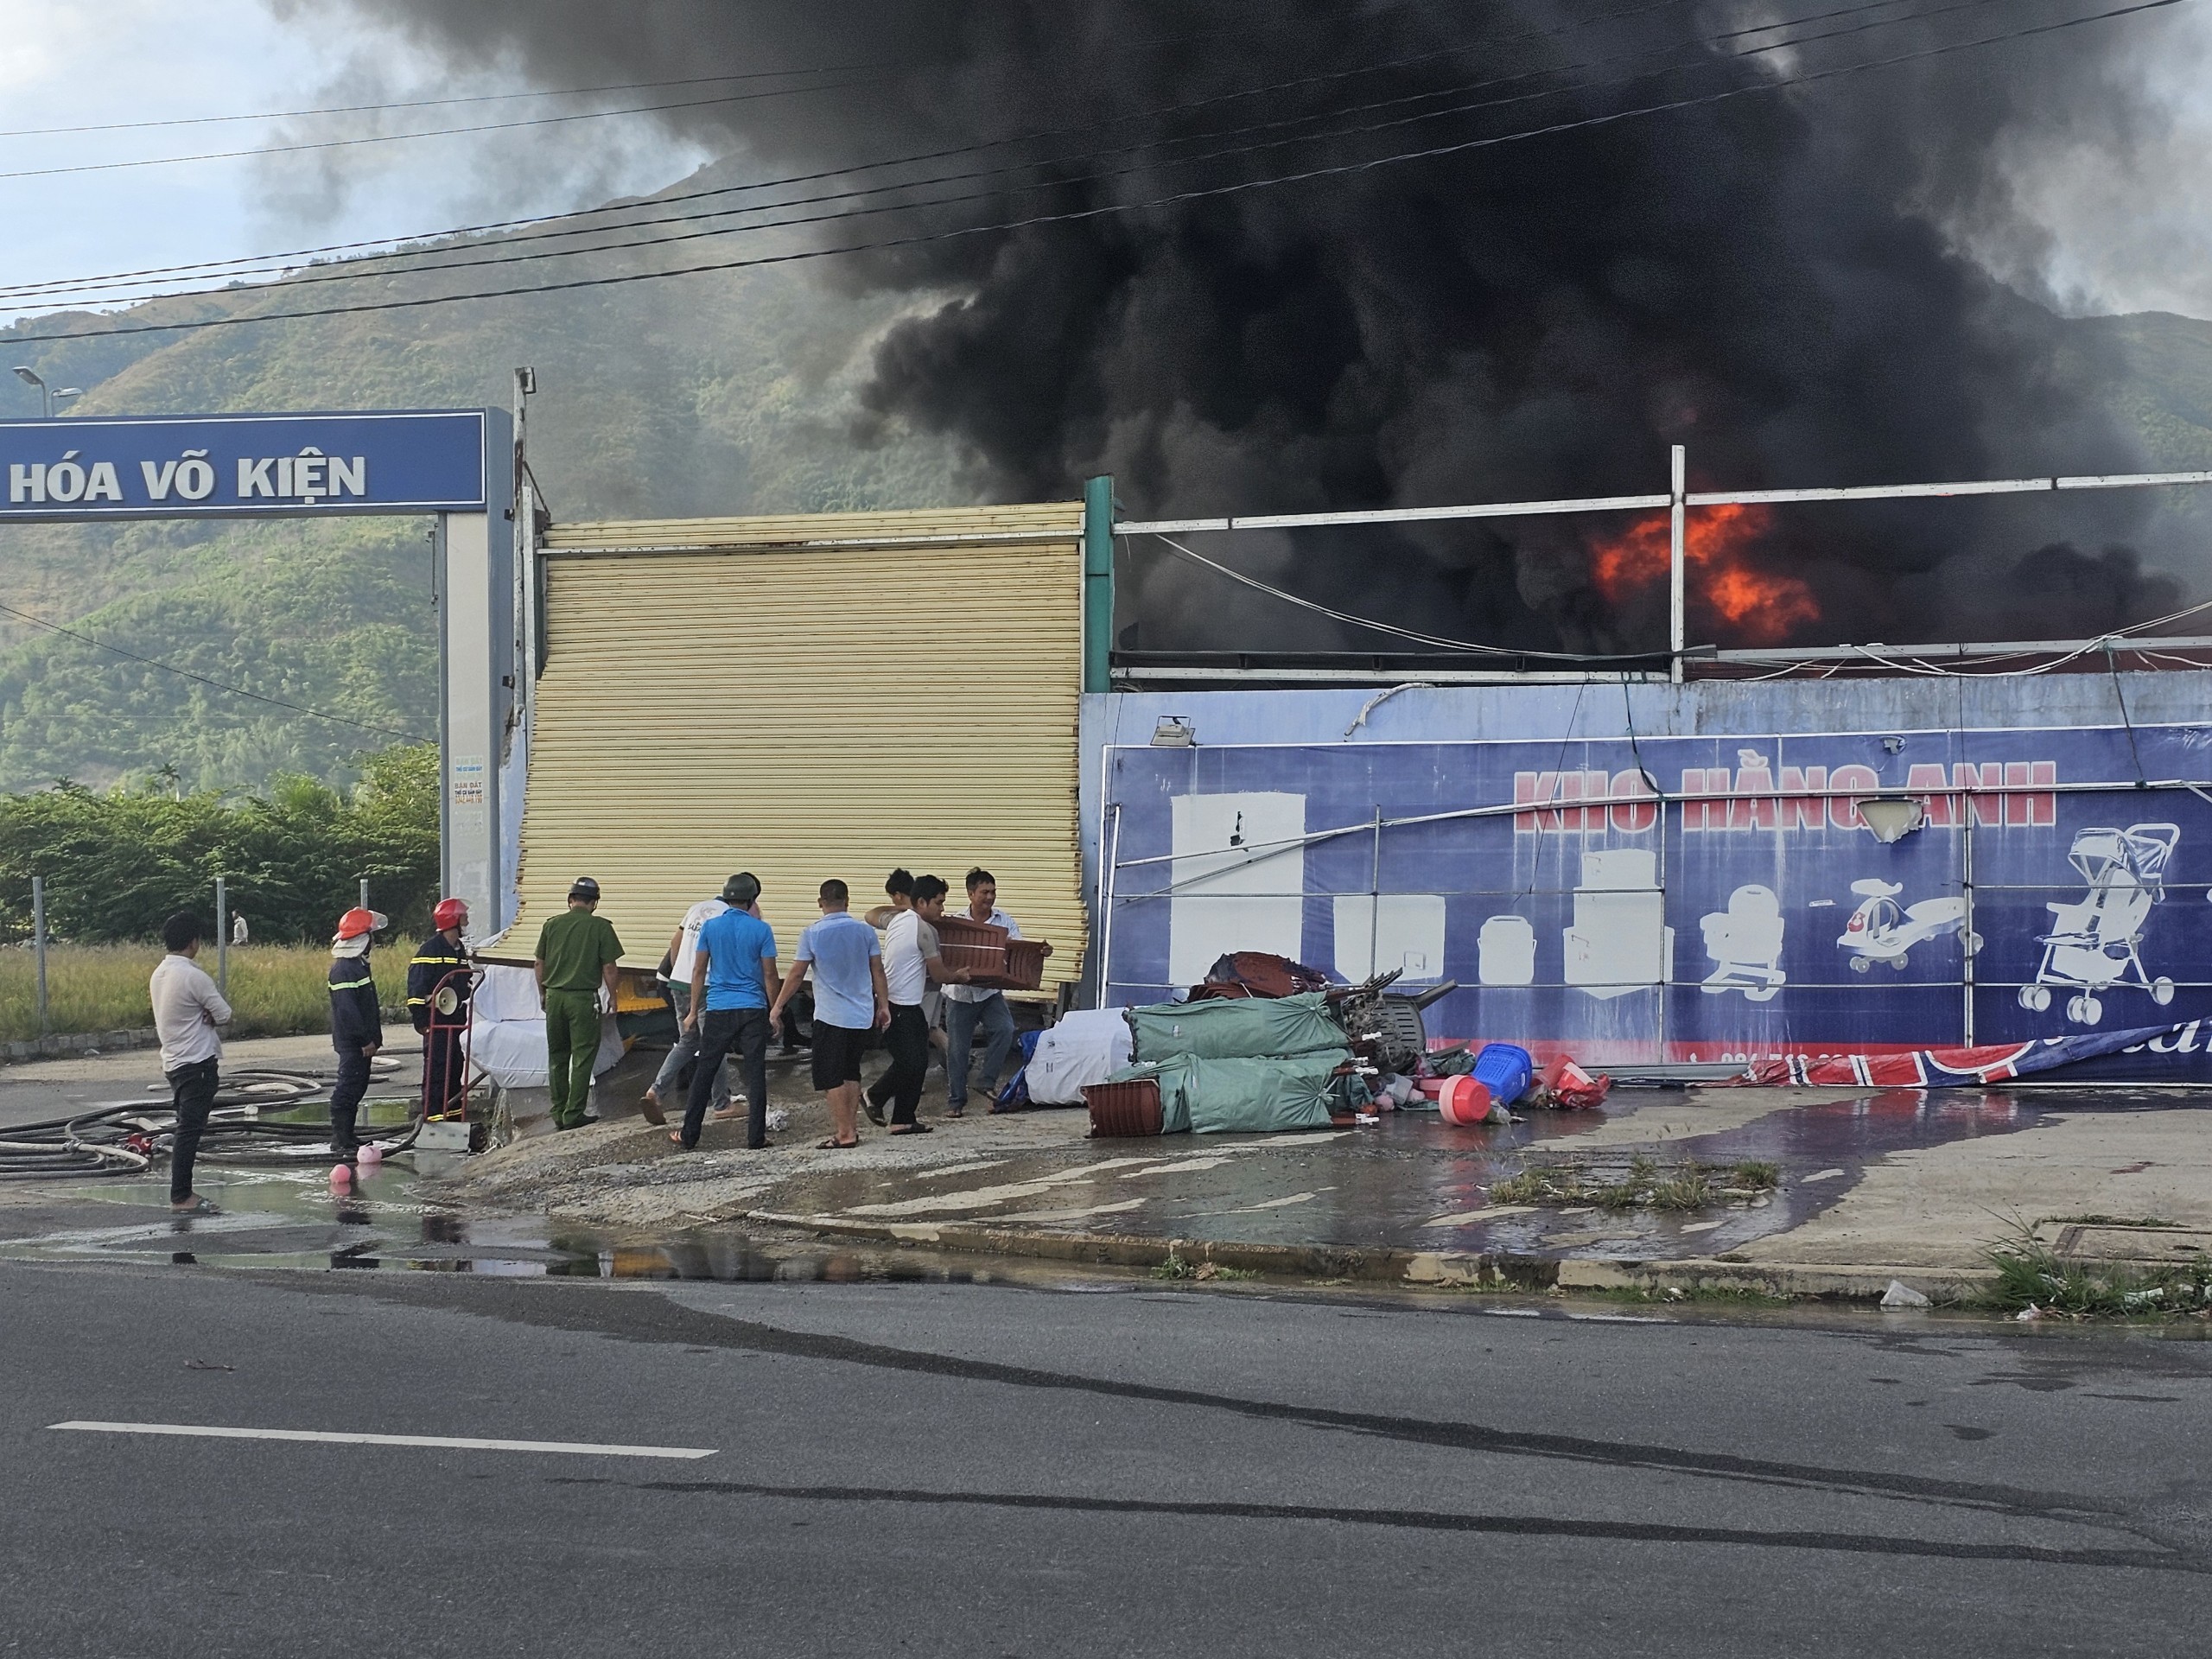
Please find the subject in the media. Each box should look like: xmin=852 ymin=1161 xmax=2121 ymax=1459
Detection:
xmin=0 ymin=1060 xmax=434 ymax=1181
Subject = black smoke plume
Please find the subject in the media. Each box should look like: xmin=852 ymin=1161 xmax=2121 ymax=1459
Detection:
xmin=334 ymin=0 xmax=2194 ymax=652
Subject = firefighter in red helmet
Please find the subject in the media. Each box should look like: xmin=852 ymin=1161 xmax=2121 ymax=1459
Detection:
xmin=407 ymin=898 xmax=474 ymax=1119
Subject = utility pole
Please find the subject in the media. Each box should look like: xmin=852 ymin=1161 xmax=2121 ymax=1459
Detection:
xmin=1669 ymin=444 xmax=1688 ymax=685
xmin=31 ymin=875 xmax=48 ymax=1039
xmin=214 ymin=875 xmax=228 ymax=993
xmin=514 ymin=367 xmax=537 ymax=728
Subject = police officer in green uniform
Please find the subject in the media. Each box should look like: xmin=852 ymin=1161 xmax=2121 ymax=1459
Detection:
xmin=533 ymin=877 xmax=624 ymax=1131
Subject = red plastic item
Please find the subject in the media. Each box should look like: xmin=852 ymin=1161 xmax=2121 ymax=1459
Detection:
xmin=1436 ymin=1075 xmax=1495 ymax=1126
xmin=1541 ymin=1056 xmax=1613 ymax=1111
xmin=973 ymin=936 xmax=1047 ymax=991
xmin=1415 ymin=1076 xmax=1449 ymax=1101
xmin=1084 ymin=1078 xmax=1164 ymax=1137
xmin=934 ymin=914 xmax=1009 ymax=982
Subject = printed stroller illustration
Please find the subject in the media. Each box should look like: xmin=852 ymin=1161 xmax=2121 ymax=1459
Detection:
xmin=1700 ymin=884 xmax=1786 ymax=1001
xmin=1837 ymin=879 xmax=1980 ymax=971
xmin=2017 ymin=823 xmax=2179 ymax=1026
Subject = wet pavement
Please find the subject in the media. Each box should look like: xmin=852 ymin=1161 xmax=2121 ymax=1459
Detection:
xmin=741 ymin=1086 xmax=2099 ymax=1261
xmin=8 ymin=1075 xmax=2210 ymax=1287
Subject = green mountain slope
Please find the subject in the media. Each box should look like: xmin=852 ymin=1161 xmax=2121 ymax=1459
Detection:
xmin=1 ymin=189 xmax=963 ymax=791
xmin=3 ymin=184 xmax=2210 ymax=791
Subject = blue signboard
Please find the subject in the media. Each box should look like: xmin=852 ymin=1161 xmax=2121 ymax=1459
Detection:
xmin=0 ymin=410 xmax=498 ymax=518
xmin=1100 ymin=722 xmax=2212 ymax=1076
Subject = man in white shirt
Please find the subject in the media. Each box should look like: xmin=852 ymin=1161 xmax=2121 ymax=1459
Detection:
xmin=149 ymin=911 xmax=233 ymax=1216
xmin=877 ymin=874 xmax=971 ymax=1133
xmin=943 ymin=867 xmax=1052 ymax=1116
xmin=643 ymin=891 xmax=733 ymax=1126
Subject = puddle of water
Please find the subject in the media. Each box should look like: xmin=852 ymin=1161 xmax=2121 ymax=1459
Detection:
xmin=0 ymin=1157 xmax=1065 ymax=1287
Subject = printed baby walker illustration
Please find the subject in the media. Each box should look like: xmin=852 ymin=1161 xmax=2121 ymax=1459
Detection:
xmin=2018 ymin=823 xmax=2179 ymax=1026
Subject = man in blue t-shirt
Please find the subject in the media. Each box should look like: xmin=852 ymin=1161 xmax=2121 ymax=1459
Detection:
xmin=772 ymin=878 xmax=889 ymax=1149
xmin=679 ymin=873 xmax=779 ymax=1150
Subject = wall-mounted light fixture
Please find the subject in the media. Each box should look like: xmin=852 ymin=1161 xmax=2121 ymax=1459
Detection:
xmin=1151 ymin=716 xmax=1197 ymax=747
xmin=1858 ymin=797 xmax=1924 ymax=843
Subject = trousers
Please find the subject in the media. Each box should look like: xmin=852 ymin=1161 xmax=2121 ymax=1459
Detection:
xmin=683 ymin=1007 xmax=769 ymax=1148
xmin=881 ymin=1004 xmax=931 ymax=1126
xmin=165 ymin=1058 xmax=219 ymax=1204
xmin=945 ymin=991 xmax=1016 ymax=1109
xmin=330 ymin=1047 xmax=372 ymax=1154
xmin=543 ymin=988 xmax=602 ymax=1129
xmin=650 ymin=980 xmax=729 ymax=1113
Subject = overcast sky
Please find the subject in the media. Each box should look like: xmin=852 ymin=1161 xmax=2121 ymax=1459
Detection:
xmin=3 ymin=0 xmax=2209 ymax=331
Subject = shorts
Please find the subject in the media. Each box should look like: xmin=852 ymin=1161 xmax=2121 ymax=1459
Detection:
xmin=810 ymin=1023 xmax=870 ymax=1090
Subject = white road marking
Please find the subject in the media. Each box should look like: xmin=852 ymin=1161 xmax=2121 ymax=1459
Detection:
xmin=1802 ymin=1167 xmax=1847 ymax=1183
xmin=50 ymin=1421 xmax=715 ymax=1459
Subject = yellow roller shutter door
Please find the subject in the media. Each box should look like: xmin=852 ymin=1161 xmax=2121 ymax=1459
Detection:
xmin=511 ymin=505 xmax=1087 ymax=988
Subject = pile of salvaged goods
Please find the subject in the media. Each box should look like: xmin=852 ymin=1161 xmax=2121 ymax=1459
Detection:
xmin=1025 ymin=953 xmax=1611 ymax=1138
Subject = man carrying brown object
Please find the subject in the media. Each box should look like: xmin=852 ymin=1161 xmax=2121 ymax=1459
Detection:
xmin=876 ymin=874 xmax=971 ymax=1134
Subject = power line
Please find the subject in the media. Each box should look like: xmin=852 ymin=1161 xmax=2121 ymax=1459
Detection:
xmin=0 ymin=0 xmax=1722 ymax=301
xmin=0 ymin=600 xmax=427 ymax=741
xmin=0 ymin=74 xmax=893 ymax=184
xmin=0 ymin=0 xmax=1521 ymax=181
xmin=0 ymin=0 xmax=2035 ymax=311
xmin=1150 ymin=534 xmax=1670 ymax=660
xmin=0 ymin=0 xmax=1446 ymax=142
xmin=4 ymin=0 xmax=2183 ymax=349
xmin=0 ymin=64 xmax=892 ymax=141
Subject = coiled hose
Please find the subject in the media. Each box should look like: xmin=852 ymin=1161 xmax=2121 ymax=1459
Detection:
xmin=0 ymin=1062 xmax=423 ymax=1180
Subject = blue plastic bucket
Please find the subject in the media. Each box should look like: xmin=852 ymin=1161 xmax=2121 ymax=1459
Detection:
xmin=1470 ymin=1042 xmax=1535 ymax=1107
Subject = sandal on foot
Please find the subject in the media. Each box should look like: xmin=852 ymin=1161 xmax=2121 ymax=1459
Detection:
xmin=816 ymin=1136 xmax=861 ymax=1150
xmin=639 ymin=1092 xmax=666 ymax=1127
xmin=170 ymin=1197 xmax=221 ymax=1217
xmin=887 ymin=1122 xmax=933 ymax=1135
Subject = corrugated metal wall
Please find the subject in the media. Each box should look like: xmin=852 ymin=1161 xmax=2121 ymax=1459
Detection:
xmin=512 ymin=504 xmax=1087 ymax=986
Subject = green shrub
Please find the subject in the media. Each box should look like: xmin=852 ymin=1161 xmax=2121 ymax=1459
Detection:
xmin=0 ymin=741 xmax=436 ymax=945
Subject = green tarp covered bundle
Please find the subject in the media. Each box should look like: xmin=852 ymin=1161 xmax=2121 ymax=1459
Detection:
xmin=1126 ymin=992 xmax=1346 ymax=1064
xmin=1108 ymin=1051 xmax=1351 ymax=1135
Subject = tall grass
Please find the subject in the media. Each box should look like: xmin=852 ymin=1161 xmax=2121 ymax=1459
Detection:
xmin=1982 ymin=1221 xmax=2212 ymax=1318
xmin=0 ymin=944 xmax=410 ymax=1045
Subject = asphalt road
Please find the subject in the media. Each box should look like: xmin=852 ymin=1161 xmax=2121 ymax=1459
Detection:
xmin=3 ymin=1261 xmax=2210 ymax=1656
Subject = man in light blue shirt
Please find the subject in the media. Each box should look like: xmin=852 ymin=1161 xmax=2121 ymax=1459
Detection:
xmin=679 ymin=873 xmax=779 ymax=1151
xmin=772 ymin=879 xmax=889 ymax=1149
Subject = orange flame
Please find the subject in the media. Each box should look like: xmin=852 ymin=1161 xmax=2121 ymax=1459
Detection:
xmin=1588 ymin=502 xmax=1818 ymax=645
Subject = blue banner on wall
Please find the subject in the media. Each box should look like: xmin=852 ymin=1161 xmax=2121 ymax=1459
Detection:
xmin=1100 ymin=723 xmax=2212 ymax=1076
xmin=0 ymin=410 xmax=495 ymax=518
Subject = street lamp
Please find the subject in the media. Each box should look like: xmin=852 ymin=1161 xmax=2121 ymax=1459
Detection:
xmin=11 ymin=366 xmax=82 ymax=419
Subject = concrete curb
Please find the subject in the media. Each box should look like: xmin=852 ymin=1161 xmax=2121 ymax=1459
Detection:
xmin=3 ymin=1027 xmax=158 ymax=1064
xmin=743 ymin=1210 xmax=1997 ymax=1301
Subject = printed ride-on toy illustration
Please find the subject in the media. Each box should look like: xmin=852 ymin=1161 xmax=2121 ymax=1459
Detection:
xmin=2018 ymin=823 xmax=2179 ymax=1027
xmin=1836 ymin=880 xmax=1980 ymax=972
